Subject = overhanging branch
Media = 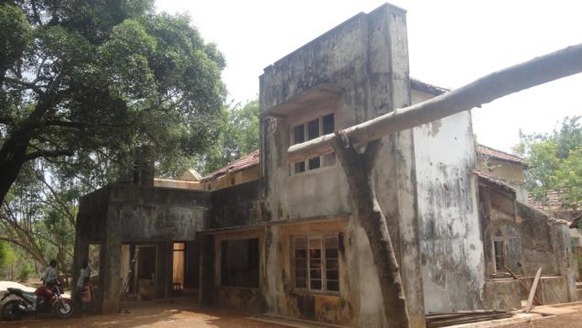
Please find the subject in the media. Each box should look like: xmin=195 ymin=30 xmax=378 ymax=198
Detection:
xmin=23 ymin=149 xmax=74 ymax=161
xmin=287 ymin=43 xmax=582 ymax=162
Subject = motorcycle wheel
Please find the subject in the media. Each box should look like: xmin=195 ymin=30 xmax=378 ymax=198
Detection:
xmin=53 ymin=299 xmax=72 ymax=318
xmin=1 ymin=299 xmax=24 ymax=321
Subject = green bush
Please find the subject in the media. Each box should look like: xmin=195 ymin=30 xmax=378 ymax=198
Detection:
xmin=17 ymin=264 xmax=32 ymax=282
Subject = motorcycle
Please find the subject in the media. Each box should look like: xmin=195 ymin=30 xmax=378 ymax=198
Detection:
xmin=0 ymin=281 xmax=73 ymax=321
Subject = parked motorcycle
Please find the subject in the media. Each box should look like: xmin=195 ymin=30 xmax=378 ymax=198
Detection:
xmin=0 ymin=281 xmax=72 ymax=320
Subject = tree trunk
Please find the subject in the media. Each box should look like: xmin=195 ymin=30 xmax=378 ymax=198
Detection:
xmin=0 ymin=137 xmax=30 ymax=206
xmin=332 ymin=135 xmax=410 ymax=328
xmin=288 ymin=43 xmax=582 ymax=162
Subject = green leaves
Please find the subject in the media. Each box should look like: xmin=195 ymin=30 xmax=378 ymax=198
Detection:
xmin=197 ymin=100 xmax=260 ymax=175
xmin=100 ymin=19 xmax=156 ymax=99
xmin=516 ymin=116 xmax=582 ymax=213
xmin=0 ymin=3 xmax=32 ymax=71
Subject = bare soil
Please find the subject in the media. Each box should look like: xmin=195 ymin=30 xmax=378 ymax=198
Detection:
xmin=4 ymin=298 xmax=582 ymax=328
xmin=497 ymin=304 xmax=582 ymax=328
xmin=0 ymin=298 xmax=286 ymax=328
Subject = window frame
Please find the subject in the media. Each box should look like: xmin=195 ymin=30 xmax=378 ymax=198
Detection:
xmin=291 ymin=233 xmax=340 ymax=294
xmin=492 ymin=238 xmax=507 ymax=273
xmin=289 ymin=113 xmax=336 ymax=175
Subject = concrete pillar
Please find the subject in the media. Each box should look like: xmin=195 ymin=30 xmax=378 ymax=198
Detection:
xmin=100 ymin=207 xmax=122 ymax=314
xmin=366 ymin=4 xmax=426 ymax=327
xmin=199 ymin=234 xmax=215 ymax=306
xmin=72 ymin=228 xmax=89 ymax=305
xmin=156 ymin=242 xmax=172 ymax=299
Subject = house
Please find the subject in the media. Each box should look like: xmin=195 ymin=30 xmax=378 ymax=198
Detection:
xmin=73 ymin=3 xmax=575 ymax=327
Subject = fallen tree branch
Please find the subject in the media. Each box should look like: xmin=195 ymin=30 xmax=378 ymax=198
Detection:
xmin=287 ymin=43 xmax=582 ymax=162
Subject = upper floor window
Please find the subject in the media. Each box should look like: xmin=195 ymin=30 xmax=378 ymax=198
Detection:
xmin=290 ymin=113 xmax=335 ymax=174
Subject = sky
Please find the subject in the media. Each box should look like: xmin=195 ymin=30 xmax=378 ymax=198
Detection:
xmin=155 ymin=0 xmax=582 ymax=153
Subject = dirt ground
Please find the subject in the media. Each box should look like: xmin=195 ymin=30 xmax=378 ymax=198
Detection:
xmin=496 ymin=304 xmax=582 ymax=328
xmin=0 ymin=298 xmax=287 ymax=328
xmin=4 ymin=299 xmax=582 ymax=328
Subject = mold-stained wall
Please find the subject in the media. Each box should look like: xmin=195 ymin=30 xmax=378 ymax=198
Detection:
xmin=412 ymin=91 xmax=485 ymax=312
xmin=259 ymin=4 xmax=424 ymax=327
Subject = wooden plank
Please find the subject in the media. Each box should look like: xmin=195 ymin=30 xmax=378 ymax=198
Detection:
xmin=505 ymin=266 xmax=542 ymax=305
xmin=526 ymin=268 xmax=543 ymax=313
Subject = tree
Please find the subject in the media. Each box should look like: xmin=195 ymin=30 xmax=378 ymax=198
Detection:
xmin=0 ymin=0 xmax=226 ymax=207
xmin=515 ymin=116 xmax=582 ymax=218
xmin=288 ymin=44 xmax=582 ymax=327
xmin=198 ymin=100 xmax=259 ymax=174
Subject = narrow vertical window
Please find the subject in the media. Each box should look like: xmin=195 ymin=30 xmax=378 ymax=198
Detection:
xmin=294 ymin=236 xmax=307 ymax=289
xmin=493 ymin=240 xmax=506 ymax=272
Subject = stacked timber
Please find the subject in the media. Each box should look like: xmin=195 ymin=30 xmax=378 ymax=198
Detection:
xmin=425 ymin=310 xmax=512 ymax=327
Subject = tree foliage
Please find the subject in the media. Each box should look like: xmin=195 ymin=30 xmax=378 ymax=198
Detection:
xmin=514 ymin=116 xmax=582 ymax=216
xmin=0 ymin=0 xmax=226 ymax=206
xmin=198 ymin=100 xmax=259 ymax=174
xmin=0 ymin=0 xmax=226 ymax=273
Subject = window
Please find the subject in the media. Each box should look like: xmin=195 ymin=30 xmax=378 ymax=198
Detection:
xmin=293 ymin=234 xmax=340 ymax=292
xmin=290 ymin=113 xmax=335 ymax=174
xmin=493 ymin=239 xmax=506 ymax=272
xmin=221 ymin=238 xmax=260 ymax=288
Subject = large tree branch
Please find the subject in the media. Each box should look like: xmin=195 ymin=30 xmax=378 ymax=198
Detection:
xmin=23 ymin=149 xmax=74 ymax=161
xmin=4 ymin=77 xmax=46 ymax=95
xmin=288 ymin=43 xmax=582 ymax=162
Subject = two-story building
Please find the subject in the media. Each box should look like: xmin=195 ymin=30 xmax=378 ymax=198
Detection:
xmin=74 ymin=4 xmax=575 ymax=327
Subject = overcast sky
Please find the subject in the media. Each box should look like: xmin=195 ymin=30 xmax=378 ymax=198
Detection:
xmin=155 ymin=0 xmax=582 ymax=153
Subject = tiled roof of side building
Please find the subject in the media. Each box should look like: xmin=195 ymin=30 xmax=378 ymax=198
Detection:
xmin=202 ymin=150 xmax=260 ymax=181
xmin=476 ymin=144 xmax=524 ymax=165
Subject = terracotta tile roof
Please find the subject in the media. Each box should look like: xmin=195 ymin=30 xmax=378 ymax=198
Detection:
xmin=410 ymin=78 xmax=449 ymax=96
xmin=528 ymin=190 xmax=582 ymax=216
xmin=203 ymin=150 xmax=260 ymax=181
xmin=474 ymin=170 xmax=516 ymax=194
xmin=476 ymin=144 xmax=524 ymax=165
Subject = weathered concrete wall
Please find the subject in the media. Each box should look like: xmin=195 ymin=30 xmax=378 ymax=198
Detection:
xmin=106 ymin=184 xmax=210 ymax=241
xmin=78 ymin=183 xmax=211 ymax=242
xmin=476 ymin=158 xmax=524 ymax=187
xmin=413 ymin=105 xmax=485 ymax=312
xmin=483 ymin=280 xmax=521 ymax=310
xmin=260 ymin=4 xmax=424 ymax=326
xmin=516 ymin=204 xmax=561 ymax=276
xmin=76 ymin=186 xmax=111 ymax=241
xmin=520 ymin=276 xmax=570 ymax=305
xmin=209 ymin=229 xmax=266 ymax=313
xmin=209 ymin=179 xmax=264 ymax=229
xmin=75 ymin=183 xmax=211 ymax=314
xmin=516 ymin=203 xmax=576 ymax=302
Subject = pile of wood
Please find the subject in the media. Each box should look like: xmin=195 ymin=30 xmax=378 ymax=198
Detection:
xmin=426 ymin=310 xmax=512 ymax=327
